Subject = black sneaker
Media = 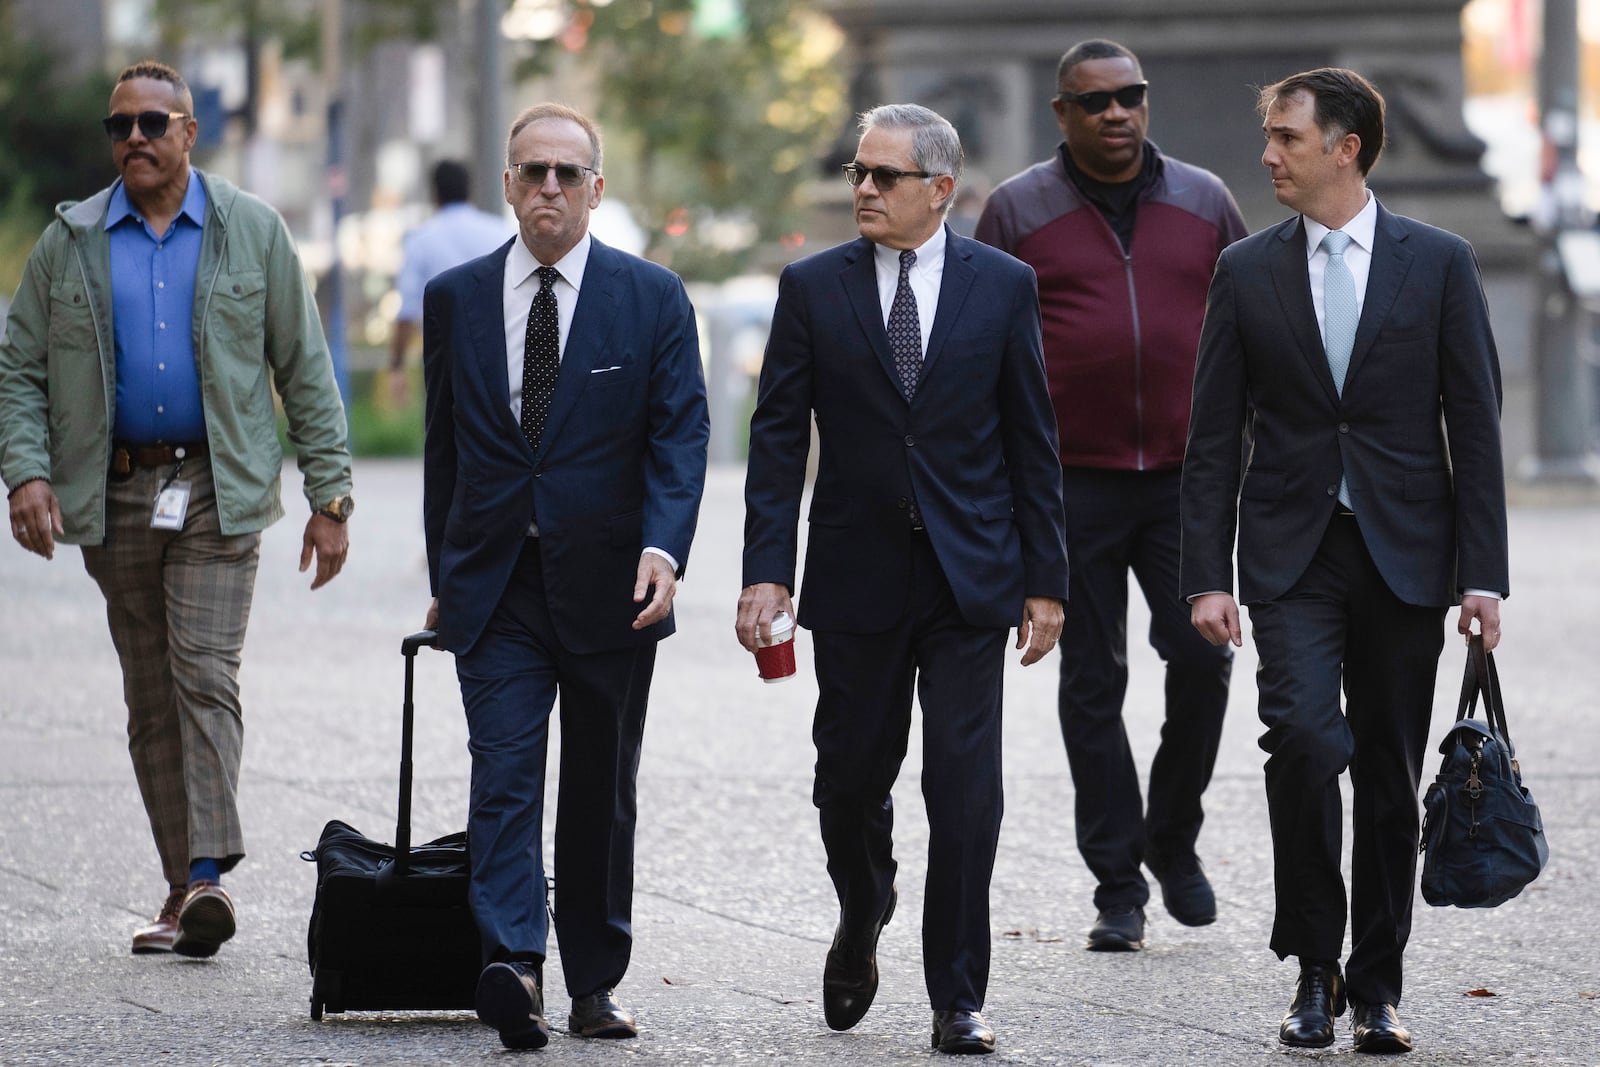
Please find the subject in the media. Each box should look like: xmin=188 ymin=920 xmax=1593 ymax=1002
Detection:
xmin=1145 ymin=850 xmax=1217 ymax=927
xmin=1086 ymin=904 xmax=1145 ymax=951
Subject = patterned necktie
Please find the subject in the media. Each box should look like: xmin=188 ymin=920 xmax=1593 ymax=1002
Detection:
xmin=1321 ymin=230 xmax=1356 ymax=508
xmin=888 ymin=248 xmax=922 ymax=399
xmin=521 ymin=265 xmax=560 ymax=452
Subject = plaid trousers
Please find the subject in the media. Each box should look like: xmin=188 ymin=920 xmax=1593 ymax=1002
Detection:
xmin=81 ymin=459 xmax=260 ymax=888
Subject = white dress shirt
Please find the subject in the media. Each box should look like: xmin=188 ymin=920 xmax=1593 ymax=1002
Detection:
xmin=503 ymin=231 xmax=590 ymax=422
xmin=500 ymin=231 xmax=676 ymax=571
xmin=873 ymin=224 xmax=946 ymax=356
xmin=1303 ymin=190 xmax=1376 ymax=333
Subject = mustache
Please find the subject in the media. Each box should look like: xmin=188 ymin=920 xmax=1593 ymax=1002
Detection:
xmin=121 ymin=150 xmax=158 ymax=167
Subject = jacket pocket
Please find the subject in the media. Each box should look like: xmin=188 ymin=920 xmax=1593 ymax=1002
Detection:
xmin=1240 ymin=468 xmax=1285 ymax=501
xmin=807 ymin=495 xmax=854 ymax=527
xmin=46 ymin=281 xmax=96 ymax=354
xmin=1403 ymin=469 xmax=1451 ymax=501
xmin=972 ymin=491 xmax=1013 ymax=521
xmin=607 ymin=509 xmax=644 ymax=547
xmin=210 ymin=270 xmax=267 ymax=344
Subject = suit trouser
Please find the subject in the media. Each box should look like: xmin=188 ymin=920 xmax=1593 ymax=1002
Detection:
xmin=455 ymin=538 xmax=656 ymax=998
xmin=81 ymin=460 xmax=260 ymax=888
xmin=1056 ymin=467 xmax=1233 ymax=909
xmin=1247 ymin=513 xmax=1445 ymax=1007
xmin=811 ymin=531 xmax=1007 ymax=1013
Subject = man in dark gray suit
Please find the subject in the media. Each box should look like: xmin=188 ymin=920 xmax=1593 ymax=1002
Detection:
xmin=1180 ymin=68 xmax=1508 ymax=1055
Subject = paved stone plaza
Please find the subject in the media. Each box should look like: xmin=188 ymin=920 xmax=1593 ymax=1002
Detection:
xmin=1 ymin=460 xmax=1595 ymax=1065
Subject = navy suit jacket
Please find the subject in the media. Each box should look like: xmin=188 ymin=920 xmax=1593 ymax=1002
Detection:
xmin=743 ymin=228 xmax=1068 ymax=633
xmin=1180 ymin=203 xmax=1509 ymax=608
xmin=423 ymin=236 xmax=709 ymax=654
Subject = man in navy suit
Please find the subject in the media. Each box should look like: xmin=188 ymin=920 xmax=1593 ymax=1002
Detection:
xmin=422 ymin=102 xmax=708 ymax=1051
xmin=738 ymin=104 xmax=1069 ymax=1056
xmin=1181 ymin=69 xmax=1508 ymax=1054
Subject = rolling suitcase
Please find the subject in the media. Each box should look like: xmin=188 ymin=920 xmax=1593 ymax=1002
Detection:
xmin=302 ymin=629 xmax=480 ymax=1019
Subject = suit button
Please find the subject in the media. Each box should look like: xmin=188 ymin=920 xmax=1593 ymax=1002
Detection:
xmin=904 ymin=435 xmax=916 ymax=447
xmin=1326 ymin=486 xmax=1338 ymax=496
xmin=897 ymin=497 xmax=908 ymax=509
xmin=1338 ymin=422 xmax=1350 ymax=434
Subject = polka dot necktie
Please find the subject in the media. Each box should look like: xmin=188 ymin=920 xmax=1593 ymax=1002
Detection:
xmin=888 ymin=249 xmax=922 ymax=399
xmin=521 ymin=265 xmax=560 ymax=453
xmin=1321 ymin=230 xmax=1356 ymax=508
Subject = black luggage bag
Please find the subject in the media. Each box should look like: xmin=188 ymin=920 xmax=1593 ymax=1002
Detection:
xmin=302 ymin=630 xmax=480 ymax=1019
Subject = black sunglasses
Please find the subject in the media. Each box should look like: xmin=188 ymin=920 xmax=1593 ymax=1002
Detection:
xmin=841 ymin=162 xmax=939 ymax=191
xmin=510 ymin=161 xmax=597 ymax=187
xmin=102 ymin=110 xmax=189 ymax=142
xmin=1057 ymin=82 xmax=1149 ymax=116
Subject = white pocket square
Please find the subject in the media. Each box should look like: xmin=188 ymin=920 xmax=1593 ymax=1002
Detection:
xmin=591 ymin=365 xmax=623 ymax=374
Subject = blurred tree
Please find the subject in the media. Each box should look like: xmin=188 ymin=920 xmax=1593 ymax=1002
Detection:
xmin=0 ymin=0 xmax=117 ymax=294
xmin=519 ymin=0 xmax=847 ymax=279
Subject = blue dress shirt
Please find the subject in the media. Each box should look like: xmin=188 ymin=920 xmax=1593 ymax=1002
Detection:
xmin=107 ymin=174 xmax=208 ymax=444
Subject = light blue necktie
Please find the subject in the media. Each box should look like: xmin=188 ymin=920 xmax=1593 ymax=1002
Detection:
xmin=1321 ymin=230 xmax=1356 ymax=508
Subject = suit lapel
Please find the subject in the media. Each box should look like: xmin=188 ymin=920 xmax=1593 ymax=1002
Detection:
xmin=1269 ymin=218 xmax=1340 ymax=405
xmin=1344 ymin=204 xmax=1414 ymax=389
xmin=839 ymin=238 xmax=906 ymax=397
xmin=465 ymin=245 xmax=523 ymax=441
xmin=534 ymin=237 xmax=621 ymax=455
xmin=921 ymin=227 xmax=974 ymax=385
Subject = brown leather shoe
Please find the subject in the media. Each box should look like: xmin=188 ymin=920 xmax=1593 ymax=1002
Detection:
xmin=172 ymin=880 xmax=236 ymax=958
xmin=568 ymin=989 xmax=638 ymax=1038
xmin=131 ymin=887 xmax=186 ymax=954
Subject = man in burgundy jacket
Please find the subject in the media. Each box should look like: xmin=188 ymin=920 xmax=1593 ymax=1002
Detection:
xmin=976 ymin=37 xmax=1246 ymax=952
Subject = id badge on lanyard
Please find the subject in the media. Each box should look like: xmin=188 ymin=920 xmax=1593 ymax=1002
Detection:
xmin=151 ymin=460 xmax=191 ymax=531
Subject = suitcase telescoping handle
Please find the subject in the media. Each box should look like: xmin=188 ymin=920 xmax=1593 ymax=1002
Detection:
xmin=393 ymin=630 xmax=438 ymax=876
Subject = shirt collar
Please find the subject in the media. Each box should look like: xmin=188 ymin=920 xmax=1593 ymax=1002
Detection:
xmin=873 ymin=223 xmax=947 ymax=274
xmin=1303 ymin=190 xmax=1377 ymax=259
xmin=508 ymin=231 xmax=592 ymax=292
xmin=105 ymin=171 xmax=208 ymax=233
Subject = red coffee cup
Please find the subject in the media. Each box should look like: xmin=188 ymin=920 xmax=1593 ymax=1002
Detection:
xmin=755 ymin=611 xmax=797 ymax=683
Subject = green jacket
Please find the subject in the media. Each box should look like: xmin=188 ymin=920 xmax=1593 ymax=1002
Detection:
xmin=0 ymin=169 xmax=352 ymax=542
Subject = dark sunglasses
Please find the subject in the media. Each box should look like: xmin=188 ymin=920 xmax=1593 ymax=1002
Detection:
xmin=1057 ymin=82 xmax=1148 ymax=115
xmin=509 ymin=161 xmax=597 ymax=187
xmin=102 ymin=110 xmax=189 ymax=142
xmin=841 ymin=162 xmax=938 ymax=191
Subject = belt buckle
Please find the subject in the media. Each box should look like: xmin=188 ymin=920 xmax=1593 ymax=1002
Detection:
xmin=111 ymin=447 xmax=133 ymax=478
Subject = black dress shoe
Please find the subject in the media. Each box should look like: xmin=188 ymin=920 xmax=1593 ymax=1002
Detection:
xmin=569 ymin=989 xmax=638 ymax=1039
xmin=1279 ymin=963 xmax=1346 ymax=1048
xmin=822 ymin=886 xmax=897 ymax=1031
xmin=1145 ymin=849 xmax=1217 ymax=926
xmin=931 ymin=1009 xmax=996 ymax=1055
xmin=1352 ymin=1001 xmax=1412 ymax=1054
xmin=476 ymin=961 xmax=549 ymax=1050
xmin=1086 ymin=904 xmax=1145 ymax=951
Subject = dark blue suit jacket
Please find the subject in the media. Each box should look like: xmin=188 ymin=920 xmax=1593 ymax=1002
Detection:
xmin=743 ymin=228 xmax=1068 ymax=633
xmin=423 ymin=236 xmax=709 ymax=654
xmin=1181 ymin=203 xmax=1509 ymax=607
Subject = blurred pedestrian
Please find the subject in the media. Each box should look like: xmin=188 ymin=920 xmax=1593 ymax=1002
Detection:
xmin=738 ymin=103 xmax=1067 ymax=1055
xmin=386 ymin=159 xmax=511 ymax=407
xmin=1182 ymin=67 xmax=1508 ymax=1053
xmin=976 ymin=37 xmax=1245 ymax=952
xmin=0 ymin=60 xmax=353 ymax=959
xmin=421 ymin=103 xmax=708 ymax=1050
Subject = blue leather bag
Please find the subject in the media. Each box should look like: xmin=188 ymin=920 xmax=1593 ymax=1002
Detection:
xmin=1419 ymin=634 xmax=1548 ymax=909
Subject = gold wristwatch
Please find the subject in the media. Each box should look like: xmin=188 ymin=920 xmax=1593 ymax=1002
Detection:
xmin=315 ymin=495 xmax=354 ymax=523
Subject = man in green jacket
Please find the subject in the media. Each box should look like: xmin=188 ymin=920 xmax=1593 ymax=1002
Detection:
xmin=0 ymin=60 xmax=353 ymax=959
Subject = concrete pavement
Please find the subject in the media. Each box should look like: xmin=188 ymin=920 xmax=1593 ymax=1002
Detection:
xmin=1 ymin=459 xmax=1596 ymax=1065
